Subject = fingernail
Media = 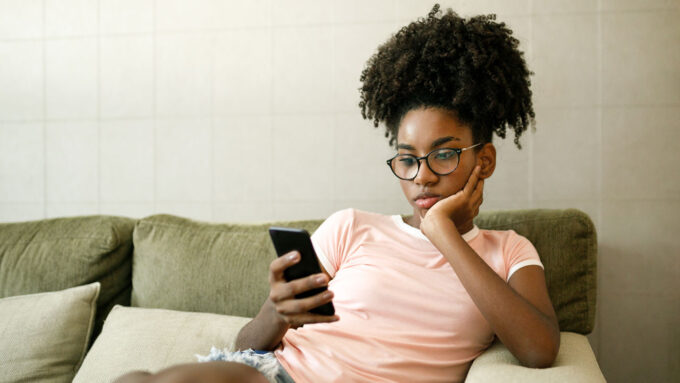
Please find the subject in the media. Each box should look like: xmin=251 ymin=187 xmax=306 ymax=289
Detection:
xmin=323 ymin=291 xmax=333 ymax=298
xmin=288 ymin=253 xmax=298 ymax=261
xmin=316 ymin=275 xmax=326 ymax=284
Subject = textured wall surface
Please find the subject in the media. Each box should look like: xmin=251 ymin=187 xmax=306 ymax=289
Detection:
xmin=0 ymin=1 xmax=678 ymax=382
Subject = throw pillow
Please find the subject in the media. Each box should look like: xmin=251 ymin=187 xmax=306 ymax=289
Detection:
xmin=0 ymin=282 xmax=100 ymax=383
xmin=0 ymin=215 xmax=136 ymax=341
xmin=73 ymin=305 xmax=252 ymax=383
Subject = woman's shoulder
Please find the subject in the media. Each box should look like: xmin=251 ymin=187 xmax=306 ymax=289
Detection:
xmin=477 ymin=227 xmax=522 ymax=237
xmin=475 ymin=227 xmax=536 ymax=251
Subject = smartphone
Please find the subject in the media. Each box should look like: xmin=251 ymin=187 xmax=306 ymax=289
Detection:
xmin=268 ymin=227 xmax=335 ymax=316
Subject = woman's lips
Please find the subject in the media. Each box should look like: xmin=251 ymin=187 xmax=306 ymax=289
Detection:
xmin=415 ymin=196 xmax=441 ymax=209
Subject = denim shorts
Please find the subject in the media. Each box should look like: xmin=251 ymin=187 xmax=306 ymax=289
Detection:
xmin=195 ymin=347 xmax=295 ymax=383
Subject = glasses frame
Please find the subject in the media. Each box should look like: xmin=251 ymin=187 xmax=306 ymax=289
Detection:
xmin=386 ymin=143 xmax=483 ymax=181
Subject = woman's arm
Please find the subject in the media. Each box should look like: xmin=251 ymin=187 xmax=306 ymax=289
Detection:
xmin=234 ymin=299 xmax=290 ymax=351
xmin=421 ymin=166 xmax=560 ymax=368
xmin=235 ymin=251 xmax=338 ymax=351
xmin=424 ymin=217 xmax=559 ymax=367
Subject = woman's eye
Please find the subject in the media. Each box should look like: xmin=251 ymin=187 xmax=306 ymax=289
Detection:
xmin=398 ymin=157 xmax=416 ymax=166
xmin=435 ymin=151 xmax=455 ymax=160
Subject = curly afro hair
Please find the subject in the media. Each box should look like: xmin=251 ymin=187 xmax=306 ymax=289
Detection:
xmin=359 ymin=4 xmax=534 ymax=149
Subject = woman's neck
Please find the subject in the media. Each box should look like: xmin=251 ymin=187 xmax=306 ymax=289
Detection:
xmin=403 ymin=214 xmax=474 ymax=235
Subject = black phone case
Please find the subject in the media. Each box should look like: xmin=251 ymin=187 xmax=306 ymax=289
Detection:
xmin=268 ymin=227 xmax=335 ymax=316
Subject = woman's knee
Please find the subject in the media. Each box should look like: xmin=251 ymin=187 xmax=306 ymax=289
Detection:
xmin=144 ymin=361 xmax=269 ymax=383
xmin=112 ymin=370 xmax=153 ymax=383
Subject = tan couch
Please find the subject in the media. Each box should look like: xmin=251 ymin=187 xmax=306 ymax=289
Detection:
xmin=0 ymin=209 xmax=605 ymax=382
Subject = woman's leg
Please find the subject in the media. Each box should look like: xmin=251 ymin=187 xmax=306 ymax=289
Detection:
xmin=113 ymin=362 xmax=269 ymax=383
xmin=112 ymin=370 xmax=152 ymax=383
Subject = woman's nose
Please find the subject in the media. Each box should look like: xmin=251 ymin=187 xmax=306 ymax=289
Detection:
xmin=413 ymin=159 xmax=438 ymax=185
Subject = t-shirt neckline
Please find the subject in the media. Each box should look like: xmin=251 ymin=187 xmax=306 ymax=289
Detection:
xmin=391 ymin=215 xmax=480 ymax=242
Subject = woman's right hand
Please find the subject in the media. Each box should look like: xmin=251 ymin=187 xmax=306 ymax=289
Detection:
xmin=267 ymin=251 xmax=339 ymax=329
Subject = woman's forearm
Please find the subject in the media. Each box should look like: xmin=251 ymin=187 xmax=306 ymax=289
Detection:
xmin=234 ymin=299 xmax=290 ymax=351
xmin=425 ymin=218 xmax=560 ymax=367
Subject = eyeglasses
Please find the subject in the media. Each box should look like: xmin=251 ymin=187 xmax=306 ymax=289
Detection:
xmin=386 ymin=143 xmax=482 ymax=180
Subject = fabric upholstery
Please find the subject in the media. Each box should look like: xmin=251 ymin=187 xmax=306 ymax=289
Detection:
xmin=0 ymin=215 xmax=137 ymax=340
xmin=132 ymin=209 xmax=596 ymax=334
xmin=473 ymin=209 xmax=597 ymax=334
xmin=131 ymin=214 xmax=321 ymax=318
xmin=465 ymin=332 xmax=606 ymax=382
xmin=73 ymin=305 xmax=251 ymax=383
xmin=0 ymin=282 xmax=100 ymax=383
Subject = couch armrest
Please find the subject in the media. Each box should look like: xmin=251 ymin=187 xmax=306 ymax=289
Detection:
xmin=465 ymin=332 xmax=605 ymax=383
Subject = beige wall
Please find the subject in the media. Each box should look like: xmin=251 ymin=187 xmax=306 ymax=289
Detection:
xmin=0 ymin=1 xmax=678 ymax=381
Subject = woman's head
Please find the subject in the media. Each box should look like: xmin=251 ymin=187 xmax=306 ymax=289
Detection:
xmin=359 ymin=4 xmax=534 ymax=150
xmin=391 ymin=106 xmax=497 ymax=223
xmin=360 ymin=4 xmax=533 ymax=223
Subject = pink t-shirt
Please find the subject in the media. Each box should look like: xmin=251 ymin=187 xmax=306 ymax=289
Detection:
xmin=274 ymin=209 xmax=543 ymax=383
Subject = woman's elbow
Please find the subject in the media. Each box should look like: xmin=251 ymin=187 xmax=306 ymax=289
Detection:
xmin=520 ymin=352 xmax=557 ymax=369
xmin=519 ymin=331 xmax=561 ymax=368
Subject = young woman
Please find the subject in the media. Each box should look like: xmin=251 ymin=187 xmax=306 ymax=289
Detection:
xmin=115 ymin=4 xmax=559 ymax=383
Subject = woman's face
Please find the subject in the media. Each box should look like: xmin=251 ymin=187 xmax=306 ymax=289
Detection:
xmin=395 ymin=107 xmax=480 ymax=225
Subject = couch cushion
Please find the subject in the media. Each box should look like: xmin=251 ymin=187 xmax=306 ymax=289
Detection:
xmin=132 ymin=214 xmax=321 ymax=318
xmin=473 ymin=209 xmax=597 ymax=334
xmin=0 ymin=215 xmax=136 ymax=340
xmin=0 ymin=282 xmax=100 ymax=383
xmin=465 ymin=332 xmax=606 ymax=382
xmin=73 ymin=305 xmax=251 ymax=383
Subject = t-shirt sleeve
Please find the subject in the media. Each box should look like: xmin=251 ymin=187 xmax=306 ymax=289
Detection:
xmin=310 ymin=209 xmax=355 ymax=278
xmin=504 ymin=230 xmax=544 ymax=282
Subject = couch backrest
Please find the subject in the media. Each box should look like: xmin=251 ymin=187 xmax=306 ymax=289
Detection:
xmin=130 ymin=215 xmax=322 ymax=319
xmin=0 ymin=215 xmax=136 ymax=341
xmin=131 ymin=209 xmax=597 ymax=334
xmin=474 ymin=209 xmax=597 ymax=334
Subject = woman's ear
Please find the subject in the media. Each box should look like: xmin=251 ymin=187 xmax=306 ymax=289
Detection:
xmin=477 ymin=143 xmax=496 ymax=179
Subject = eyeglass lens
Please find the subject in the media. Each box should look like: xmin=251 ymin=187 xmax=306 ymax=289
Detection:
xmin=391 ymin=148 xmax=459 ymax=179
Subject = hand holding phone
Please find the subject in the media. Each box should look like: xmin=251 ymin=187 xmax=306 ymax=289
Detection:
xmin=268 ymin=227 xmax=336 ymax=320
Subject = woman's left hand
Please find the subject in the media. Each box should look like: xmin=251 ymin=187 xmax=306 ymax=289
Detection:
xmin=420 ymin=165 xmax=484 ymax=237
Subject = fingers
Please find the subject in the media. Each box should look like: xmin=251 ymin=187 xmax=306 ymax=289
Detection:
xmin=271 ymin=285 xmax=339 ymax=328
xmin=273 ymin=288 xmax=334 ymax=315
xmin=286 ymin=313 xmax=340 ymax=328
xmin=268 ymin=251 xmax=300 ymax=284
xmin=472 ymin=180 xmax=484 ymax=217
xmin=462 ymin=166 xmax=483 ymax=217
xmin=269 ymin=272 xmax=329 ymax=302
xmin=463 ymin=166 xmax=484 ymax=221
xmin=267 ymin=251 xmax=338 ymax=327
xmin=471 ymin=175 xmax=484 ymax=213
xmin=463 ymin=165 xmax=482 ymax=195
xmin=472 ymin=177 xmax=484 ymax=204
